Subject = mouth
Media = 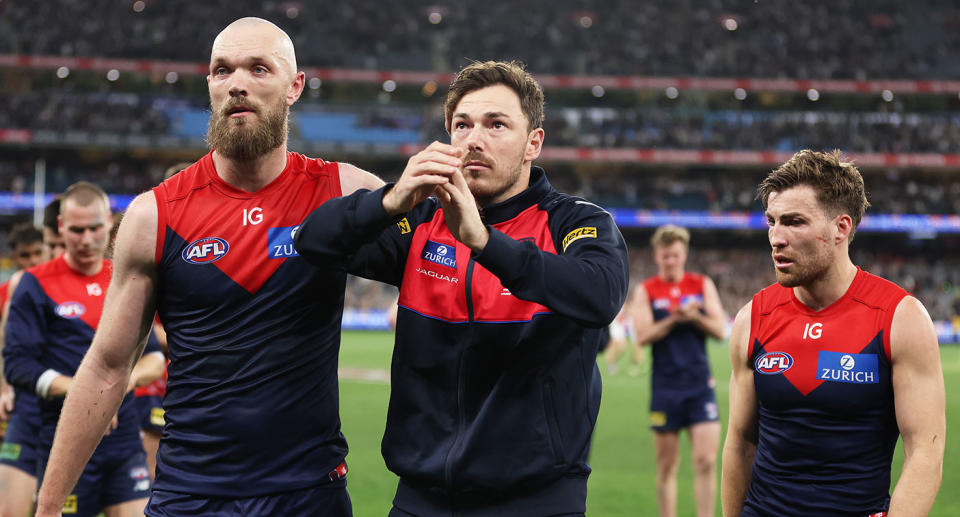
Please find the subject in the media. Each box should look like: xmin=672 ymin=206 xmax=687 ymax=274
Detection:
xmin=463 ymin=160 xmax=491 ymax=171
xmin=225 ymin=105 xmax=256 ymax=117
xmin=772 ymin=254 xmax=794 ymax=270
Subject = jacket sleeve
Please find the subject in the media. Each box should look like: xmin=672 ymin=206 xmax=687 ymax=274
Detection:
xmin=2 ymin=273 xmax=52 ymax=393
xmin=472 ymin=199 xmax=629 ymax=327
xmin=294 ymin=185 xmax=416 ymax=287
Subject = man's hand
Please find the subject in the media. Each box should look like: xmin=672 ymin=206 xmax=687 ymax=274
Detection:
xmin=436 ymin=168 xmax=489 ymax=252
xmin=382 ymin=142 xmax=463 ymax=216
xmin=103 ymin=414 xmax=119 ymax=437
xmin=0 ymin=381 xmax=14 ymax=420
xmin=674 ymin=301 xmax=702 ymax=323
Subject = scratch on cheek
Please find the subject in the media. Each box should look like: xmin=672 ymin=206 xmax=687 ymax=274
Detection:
xmin=816 ymin=236 xmax=829 ymax=243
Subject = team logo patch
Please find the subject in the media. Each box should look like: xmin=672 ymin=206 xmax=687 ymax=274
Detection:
xmin=561 ymin=226 xmax=597 ymax=252
xmin=755 ymin=351 xmax=794 ymax=375
xmin=816 ymin=351 xmax=878 ymax=384
xmin=652 ymin=298 xmax=671 ymax=310
xmin=422 ymin=240 xmax=457 ymax=269
xmin=182 ymin=237 xmax=229 ymax=264
xmin=650 ymin=411 xmax=667 ymax=427
xmin=63 ymin=495 xmax=78 ymax=514
xmin=268 ymin=225 xmax=300 ymax=259
xmin=55 ymin=302 xmax=86 ymax=319
xmin=397 ymin=217 xmax=411 ymax=234
xmin=0 ymin=442 xmax=20 ymax=461
xmin=150 ymin=407 xmax=166 ymax=426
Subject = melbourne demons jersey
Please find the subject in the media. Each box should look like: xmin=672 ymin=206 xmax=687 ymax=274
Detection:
xmin=644 ymin=273 xmax=711 ymax=390
xmin=3 ymin=256 xmax=156 ymax=453
xmin=152 ymin=151 xmax=348 ymax=497
xmin=745 ymin=268 xmax=907 ymax=516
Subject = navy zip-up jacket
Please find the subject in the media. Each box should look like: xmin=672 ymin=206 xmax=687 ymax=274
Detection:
xmin=295 ymin=167 xmax=629 ymax=515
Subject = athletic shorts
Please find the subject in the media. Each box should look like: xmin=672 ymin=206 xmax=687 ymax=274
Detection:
xmin=134 ymin=395 xmax=165 ymax=434
xmin=146 ymin=478 xmax=351 ymax=517
xmin=649 ymin=384 xmax=719 ymax=431
xmin=36 ymin=448 xmax=151 ymax=517
xmin=0 ymin=403 xmax=41 ymax=476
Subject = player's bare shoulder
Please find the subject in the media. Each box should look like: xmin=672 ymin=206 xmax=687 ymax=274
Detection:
xmin=729 ymin=301 xmax=753 ymax=366
xmin=338 ymin=162 xmax=385 ymax=196
xmin=114 ymin=191 xmax=159 ymax=268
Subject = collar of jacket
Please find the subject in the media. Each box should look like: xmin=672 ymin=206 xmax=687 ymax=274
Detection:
xmin=477 ymin=166 xmax=551 ymax=225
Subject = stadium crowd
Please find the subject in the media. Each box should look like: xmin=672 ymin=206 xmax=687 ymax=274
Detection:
xmin=1 ymin=0 xmax=957 ymax=79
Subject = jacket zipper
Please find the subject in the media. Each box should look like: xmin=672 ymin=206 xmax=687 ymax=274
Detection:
xmin=443 ymin=256 xmax=476 ymax=493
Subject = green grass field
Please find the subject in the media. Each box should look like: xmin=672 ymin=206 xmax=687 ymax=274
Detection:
xmin=338 ymin=331 xmax=959 ymax=516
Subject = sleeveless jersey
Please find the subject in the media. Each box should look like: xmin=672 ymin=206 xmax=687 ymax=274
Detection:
xmin=151 ymin=151 xmax=348 ymax=497
xmin=4 ymin=256 xmax=156 ymax=453
xmin=644 ymin=273 xmax=711 ymax=390
xmin=745 ymin=268 xmax=907 ymax=516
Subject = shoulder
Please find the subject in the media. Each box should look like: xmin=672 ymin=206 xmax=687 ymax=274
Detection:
xmin=890 ymin=295 xmax=937 ymax=363
xmin=851 ymin=269 xmax=909 ymax=311
xmin=542 ymin=192 xmax=609 ymax=220
xmin=752 ymin=282 xmax=791 ymax=316
xmin=156 ymin=157 xmax=209 ymax=202
xmin=337 ymin=162 xmax=385 ymax=196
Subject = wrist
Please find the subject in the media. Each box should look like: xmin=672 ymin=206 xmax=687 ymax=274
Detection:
xmin=381 ymin=186 xmax=403 ymax=217
xmin=467 ymin=228 xmax=490 ymax=253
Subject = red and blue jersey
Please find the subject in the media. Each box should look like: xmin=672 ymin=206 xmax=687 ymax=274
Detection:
xmin=644 ymin=272 xmax=711 ymax=390
xmin=3 ymin=256 xmax=159 ymax=454
xmin=151 ymin=151 xmax=348 ymax=497
xmin=295 ymin=167 xmax=630 ymax=515
xmin=745 ymin=268 xmax=907 ymax=516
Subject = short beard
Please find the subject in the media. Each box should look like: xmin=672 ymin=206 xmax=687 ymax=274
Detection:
xmin=775 ymin=249 xmax=831 ymax=288
xmin=206 ymin=97 xmax=288 ymax=161
xmin=467 ymin=154 xmax=525 ymax=206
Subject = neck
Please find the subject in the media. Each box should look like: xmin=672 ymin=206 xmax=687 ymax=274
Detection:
xmin=477 ymin=163 xmax=532 ymax=208
xmin=659 ymin=270 xmax=683 ymax=283
xmin=63 ymin=252 xmax=102 ymax=276
xmin=211 ymin=145 xmax=288 ymax=193
xmin=793 ymin=256 xmax=858 ymax=311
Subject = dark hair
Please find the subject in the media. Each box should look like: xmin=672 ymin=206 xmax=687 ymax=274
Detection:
xmin=757 ymin=149 xmax=870 ymax=238
xmin=8 ymin=222 xmax=42 ymax=248
xmin=43 ymin=196 xmax=61 ymax=233
xmin=444 ymin=60 xmax=544 ymax=132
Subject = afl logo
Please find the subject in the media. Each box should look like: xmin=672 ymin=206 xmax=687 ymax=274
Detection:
xmin=755 ymin=351 xmax=794 ymax=375
xmin=56 ymin=302 xmax=86 ymax=319
xmin=182 ymin=237 xmax=229 ymax=264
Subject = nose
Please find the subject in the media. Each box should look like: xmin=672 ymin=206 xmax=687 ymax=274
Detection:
xmin=463 ymin=126 xmax=484 ymax=152
xmin=769 ymin=223 xmax=787 ymax=249
xmin=229 ymin=84 xmax=247 ymax=98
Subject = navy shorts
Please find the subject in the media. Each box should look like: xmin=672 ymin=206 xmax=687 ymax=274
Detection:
xmin=146 ymin=479 xmax=351 ymax=517
xmin=649 ymin=384 xmax=719 ymax=431
xmin=0 ymin=403 xmax=41 ymax=476
xmin=37 ymin=448 xmax=151 ymax=517
xmin=134 ymin=395 xmax=165 ymax=434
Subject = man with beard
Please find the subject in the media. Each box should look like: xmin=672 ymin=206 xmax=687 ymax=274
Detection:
xmin=295 ymin=60 xmax=629 ymax=516
xmin=30 ymin=17 xmax=382 ymax=517
xmin=721 ymin=150 xmax=945 ymax=516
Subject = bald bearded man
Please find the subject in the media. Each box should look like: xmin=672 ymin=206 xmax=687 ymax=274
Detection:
xmin=33 ymin=18 xmax=383 ymax=517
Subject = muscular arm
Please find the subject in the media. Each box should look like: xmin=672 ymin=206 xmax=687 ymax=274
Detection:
xmin=35 ymin=192 xmax=159 ymax=517
xmin=887 ymin=296 xmax=945 ymax=517
xmin=631 ymin=284 xmax=677 ymax=345
xmin=720 ymin=302 xmax=758 ymax=517
xmin=338 ymin=162 xmax=386 ymax=196
xmin=682 ymin=276 xmax=727 ymax=340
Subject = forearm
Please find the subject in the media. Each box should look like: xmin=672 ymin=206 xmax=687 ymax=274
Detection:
xmin=474 ymin=228 xmax=629 ymax=326
xmin=635 ymin=317 xmax=676 ymax=345
xmin=295 ymin=186 xmax=396 ymax=266
xmin=36 ymin=354 xmax=130 ymax=514
xmin=690 ymin=313 xmax=726 ymax=341
xmin=888 ymin=443 xmax=944 ymax=516
xmin=720 ymin=440 xmax=756 ymax=517
xmin=128 ymin=352 xmax=164 ymax=391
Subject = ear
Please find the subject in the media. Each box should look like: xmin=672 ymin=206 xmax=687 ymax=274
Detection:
xmin=57 ymin=214 xmax=64 ymax=235
xmin=287 ymin=71 xmax=306 ymax=106
xmin=834 ymin=213 xmax=854 ymax=243
xmin=524 ymin=127 xmax=544 ymax=162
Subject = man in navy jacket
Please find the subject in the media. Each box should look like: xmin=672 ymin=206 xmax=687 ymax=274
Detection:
xmin=296 ymin=60 xmax=629 ymax=517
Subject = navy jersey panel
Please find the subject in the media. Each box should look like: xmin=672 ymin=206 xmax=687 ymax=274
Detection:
xmin=644 ymin=273 xmax=712 ymax=391
xmin=152 ymin=151 xmax=349 ymax=497
xmin=295 ymin=167 xmax=629 ymax=513
xmin=3 ymin=257 xmax=147 ymax=454
xmin=745 ymin=269 xmax=906 ymax=516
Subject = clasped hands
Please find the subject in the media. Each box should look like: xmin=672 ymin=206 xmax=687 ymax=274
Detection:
xmin=382 ymin=142 xmax=489 ymax=252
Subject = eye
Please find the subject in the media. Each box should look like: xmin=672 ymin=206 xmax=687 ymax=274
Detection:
xmin=253 ymin=65 xmax=268 ymax=74
xmin=454 ymin=121 xmax=468 ymax=130
xmin=214 ymin=67 xmax=228 ymax=76
xmin=492 ymin=121 xmax=505 ymax=129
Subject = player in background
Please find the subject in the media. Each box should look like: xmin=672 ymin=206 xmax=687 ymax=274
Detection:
xmin=0 ymin=223 xmax=45 ymax=517
xmin=603 ymin=299 xmax=637 ymax=375
xmin=631 ymin=225 xmax=726 ymax=517
xmin=41 ymin=198 xmax=66 ymax=262
xmin=30 ymin=17 xmax=383 ymax=517
xmin=722 ymin=150 xmax=945 ymax=516
xmin=4 ymin=182 xmax=164 ymax=517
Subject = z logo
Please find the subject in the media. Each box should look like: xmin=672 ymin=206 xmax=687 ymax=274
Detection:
xmin=397 ymin=218 xmax=411 ymax=234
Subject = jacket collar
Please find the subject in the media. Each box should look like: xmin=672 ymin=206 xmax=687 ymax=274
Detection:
xmin=478 ymin=166 xmax=552 ymax=224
